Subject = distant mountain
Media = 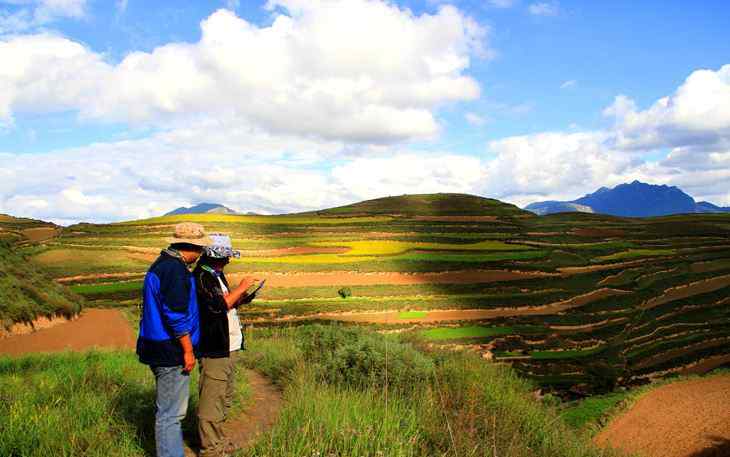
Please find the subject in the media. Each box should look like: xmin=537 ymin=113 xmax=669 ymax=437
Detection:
xmin=695 ymin=201 xmax=730 ymax=213
xmin=525 ymin=181 xmax=730 ymax=217
xmin=165 ymin=203 xmax=238 ymax=216
xmin=522 ymin=201 xmax=594 ymax=215
xmin=302 ymin=193 xmax=530 ymax=217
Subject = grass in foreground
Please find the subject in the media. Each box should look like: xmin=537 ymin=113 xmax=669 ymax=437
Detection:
xmin=0 ymin=350 xmax=250 ymax=457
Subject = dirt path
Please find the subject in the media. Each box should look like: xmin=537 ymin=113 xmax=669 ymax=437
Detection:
xmin=184 ymin=369 xmax=283 ymax=457
xmin=223 ymin=370 xmax=283 ymax=449
xmin=0 ymin=308 xmax=136 ymax=355
xmin=595 ymin=375 xmax=730 ymax=457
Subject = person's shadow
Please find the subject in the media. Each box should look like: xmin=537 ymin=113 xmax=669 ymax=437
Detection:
xmin=686 ymin=436 xmax=730 ymax=457
xmin=115 ymin=382 xmax=157 ymax=456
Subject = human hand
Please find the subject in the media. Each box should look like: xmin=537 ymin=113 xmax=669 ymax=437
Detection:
xmin=182 ymin=351 xmax=196 ymax=373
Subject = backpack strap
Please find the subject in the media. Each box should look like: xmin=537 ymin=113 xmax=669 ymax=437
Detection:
xmin=200 ymin=264 xmax=217 ymax=275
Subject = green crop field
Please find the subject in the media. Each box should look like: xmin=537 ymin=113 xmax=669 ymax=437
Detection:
xmin=420 ymin=325 xmax=519 ymax=340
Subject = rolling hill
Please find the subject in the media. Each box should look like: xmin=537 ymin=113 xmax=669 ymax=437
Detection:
xmin=0 ymin=214 xmax=59 ymax=245
xmin=526 ymin=181 xmax=730 ymax=217
xmin=304 ymin=193 xmax=530 ymax=217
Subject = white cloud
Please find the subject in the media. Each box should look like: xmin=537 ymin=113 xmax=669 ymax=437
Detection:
xmin=0 ymin=2 xmax=488 ymax=143
xmin=528 ymin=2 xmax=558 ymax=16
xmin=0 ymin=118 xmax=491 ymax=223
xmin=483 ymin=131 xmax=631 ymax=203
xmin=560 ymin=79 xmax=576 ymax=89
xmin=465 ymin=112 xmax=487 ymax=126
xmin=606 ymin=65 xmax=730 ymax=150
xmin=0 ymin=0 xmax=87 ymax=33
xmin=332 ymin=153 xmax=484 ymax=202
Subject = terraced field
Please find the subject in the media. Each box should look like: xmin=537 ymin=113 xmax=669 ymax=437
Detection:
xmin=22 ymin=194 xmax=730 ymax=394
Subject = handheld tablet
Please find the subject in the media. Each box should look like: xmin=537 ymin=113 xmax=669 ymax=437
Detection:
xmin=249 ymin=279 xmax=266 ymax=297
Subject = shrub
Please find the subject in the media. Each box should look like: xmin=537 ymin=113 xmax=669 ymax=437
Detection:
xmin=337 ymin=287 xmax=352 ymax=299
xmin=296 ymin=325 xmax=435 ymax=391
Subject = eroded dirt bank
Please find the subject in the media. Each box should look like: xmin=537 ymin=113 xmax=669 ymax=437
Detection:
xmin=595 ymin=375 xmax=730 ymax=457
xmin=0 ymin=308 xmax=135 ymax=356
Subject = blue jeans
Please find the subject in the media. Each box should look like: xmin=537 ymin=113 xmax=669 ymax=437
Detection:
xmin=151 ymin=365 xmax=190 ymax=457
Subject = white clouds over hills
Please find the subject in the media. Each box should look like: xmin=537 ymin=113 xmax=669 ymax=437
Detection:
xmin=0 ymin=122 xmax=484 ymax=224
xmin=0 ymin=2 xmax=486 ymax=142
xmin=485 ymin=65 xmax=730 ymax=207
xmin=4 ymin=64 xmax=730 ymax=224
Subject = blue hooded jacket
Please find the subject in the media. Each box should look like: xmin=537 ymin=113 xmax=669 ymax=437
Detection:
xmin=136 ymin=250 xmax=200 ymax=366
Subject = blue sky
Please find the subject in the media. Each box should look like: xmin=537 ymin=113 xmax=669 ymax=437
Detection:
xmin=1 ymin=0 xmax=729 ymax=223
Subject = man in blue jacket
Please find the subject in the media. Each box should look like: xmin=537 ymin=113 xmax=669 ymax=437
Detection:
xmin=137 ymin=222 xmax=211 ymax=457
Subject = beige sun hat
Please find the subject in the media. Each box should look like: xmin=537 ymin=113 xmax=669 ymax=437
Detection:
xmin=166 ymin=222 xmax=211 ymax=248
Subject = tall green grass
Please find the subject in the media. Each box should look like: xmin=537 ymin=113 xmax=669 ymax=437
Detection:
xmin=0 ymin=350 xmax=250 ymax=457
xmin=239 ymin=325 xmax=614 ymax=457
xmin=0 ymin=351 xmax=155 ymax=456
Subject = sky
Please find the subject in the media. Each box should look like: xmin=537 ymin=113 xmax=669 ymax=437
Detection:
xmin=1 ymin=0 xmax=729 ymax=224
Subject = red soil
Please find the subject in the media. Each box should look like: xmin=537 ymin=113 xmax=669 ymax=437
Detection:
xmin=410 ymin=215 xmax=499 ymax=222
xmin=229 ymin=269 xmax=555 ymax=288
xmin=56 ymin=272 xmax=145 ymax=283
xmin=641 ymin=274 xmax=730 ymax=310
xmin=0 ymin=308 xmax=135 ymax=356
xmin=0 ymin=314 xmax=76 ymax=338
xmin=571 ymin=228 xmax=625 ymax=237
xmin=595 ymin=375 xmax=730 ymax=457
xmin=558 ymin=259 xmax=648 ymax=275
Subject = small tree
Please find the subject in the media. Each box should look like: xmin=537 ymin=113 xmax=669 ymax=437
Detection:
xmin=337 ymin=287 xmax=352 ymax=299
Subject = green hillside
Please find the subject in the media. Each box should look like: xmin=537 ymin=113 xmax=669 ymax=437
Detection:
xmin=303 ymin=193 xmax=531 ymax=217
xmin=0 ymin=214 xmax=59 ymax=245
xmin=0 ymin=238 xmax=82 ymax=329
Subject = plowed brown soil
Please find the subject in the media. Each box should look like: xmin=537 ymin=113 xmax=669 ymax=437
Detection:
xmin=21 ymin=226 xmax=59 ymax=242
xmin=595 ymin=375 xmax=730 ymax=457
xmin=0 ymin=308 xmax=135 ymax=355
xmin=229 ymin=269 xmax=555 ymax=288
xmin=641 ymin=274 xmax=730 ymax=309
xmin=56 ymin=272 xmax=145 ymax=283
xmin=411 ymin=215 xmax=498 ymax=222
